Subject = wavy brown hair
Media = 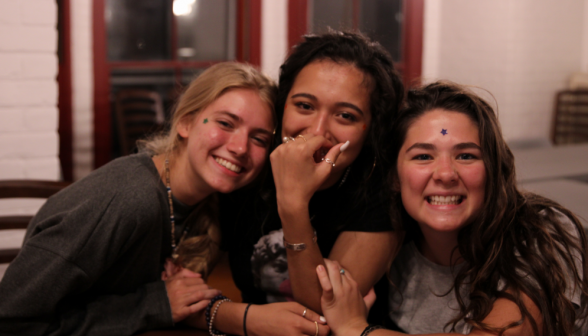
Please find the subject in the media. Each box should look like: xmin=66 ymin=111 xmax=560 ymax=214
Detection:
xmin=389 ymin=81 xmax=588 ymax=335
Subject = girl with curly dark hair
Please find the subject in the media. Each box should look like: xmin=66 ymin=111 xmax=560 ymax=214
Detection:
xmin=187 ymin=31 xmax=405 ymax=336
xmin=317 ymin=81 xmax=588 ymax=336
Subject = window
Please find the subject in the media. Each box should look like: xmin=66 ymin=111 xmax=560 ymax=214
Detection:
xmin=93 ymin=0 xmax=261 ymax=167
xmin=288 ymin=0 xmax=423 ymax=86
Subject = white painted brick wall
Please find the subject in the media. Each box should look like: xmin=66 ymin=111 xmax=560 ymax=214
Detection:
xmin=583 ymin=0 xmax=588 ymax=72
xmin=0 ymin=0 xmax=59 ymax=271
xmin=422 ymin=0 xmax=585 ymax=143
xmin=0 ymin=0 xmax=59 ymax=182
xmin=72 ymin=0 xmax=93 ymax=180
xmin=262 ymin=0 xmax=287 ymax=81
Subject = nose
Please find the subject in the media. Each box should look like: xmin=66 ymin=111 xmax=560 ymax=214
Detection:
xmin=308 ymin=112 xmax=330 ymax=138
xmin=433 ymin=156 xmax=458 ymax=184
xmin=226 ymin=131 xmax=248 ymax=157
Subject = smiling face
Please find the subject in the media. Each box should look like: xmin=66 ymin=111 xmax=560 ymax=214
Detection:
xmin=281 ymin=60 xmax=371 ymax=189
xmin=177 ymin=88 xmax=274 ymax=197
xmin=397 ymin=109 xmax=486 ymax=238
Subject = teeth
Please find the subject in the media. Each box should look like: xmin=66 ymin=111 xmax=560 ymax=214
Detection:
xmin=215 ymin=157 xmax=242 ymax=173
xmin=428 ymin=195 xmax=462 ymax=205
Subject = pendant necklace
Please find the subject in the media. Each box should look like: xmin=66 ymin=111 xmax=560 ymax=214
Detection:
xmin=165 ymin=158 xmax=191 ymax=261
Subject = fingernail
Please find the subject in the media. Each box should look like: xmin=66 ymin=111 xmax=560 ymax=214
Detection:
xmin=317 ymin=265 xmax=324 ymax=272
xmin=320 ymin=316 xmax=326 ymax=323
xmin=340 ymin=141 xmax=350 ymax=152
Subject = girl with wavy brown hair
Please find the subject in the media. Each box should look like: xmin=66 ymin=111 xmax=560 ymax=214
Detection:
xmin=316 ymin=81 xmax=588 ymax=336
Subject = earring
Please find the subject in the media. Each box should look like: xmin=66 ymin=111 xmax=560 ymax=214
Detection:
xmin=366 ymin=156 xmax=376 ymax=180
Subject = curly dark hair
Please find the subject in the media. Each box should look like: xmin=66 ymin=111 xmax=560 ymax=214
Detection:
xmin=274 ymin=30 xmax=404 ymax=206
xmin=389 ymin=81 xmax=588 ymax=336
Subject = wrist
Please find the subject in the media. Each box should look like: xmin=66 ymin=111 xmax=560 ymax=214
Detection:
xmin=207 ymin=301 xmax=246 ymax=336
xmin=277 ymin=198 xmax=308 ymax=218
xmin=283 ymin=229 xmax=317 ymax=251
xmin=359 ymin=324 xmax=383 ymax=336
xmin=340 ymin=319 xmax=370 ymax=336
xmin=243 ymin=303 xmax=252 ymax=336
xmin=206 ymin=295 xmax=231 ymax=336
xmin=277 ymin=201 xmax=309 ymax=223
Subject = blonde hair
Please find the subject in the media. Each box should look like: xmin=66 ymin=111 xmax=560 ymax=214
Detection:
xmin=140 ymin=62 xmax=277 ymax=155
xmin=173 ymin=195 xmax=222 ymax=279
xmin=140 ymin=62 xmax=277 ymax=277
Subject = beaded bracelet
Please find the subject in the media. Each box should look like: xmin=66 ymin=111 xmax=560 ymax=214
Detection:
xmin=205 ymin=294 xmax=230 ymax=336
xmin=209 ymin=298 xmax=230 ymax=336
xmin=360 ymin=324 xmax=383 ymax=336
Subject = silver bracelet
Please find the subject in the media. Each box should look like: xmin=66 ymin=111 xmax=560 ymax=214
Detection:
xmin=209 ymin=298 xmax=230 ymax=336
xmin=283 ymin=229 xmax=317 ymax=251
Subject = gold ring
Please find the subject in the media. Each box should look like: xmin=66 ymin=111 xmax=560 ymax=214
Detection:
xmin=302 ymin=308 xmax=307 ymax=317
xmin=297 ymin=134 xmax=307 ymax=142
xmin=314 ymin=321 xmax=318 ymax=336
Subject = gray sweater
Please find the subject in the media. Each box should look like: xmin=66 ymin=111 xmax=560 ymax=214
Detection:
xmin=0 ymin=154 xmax=174 ymax=335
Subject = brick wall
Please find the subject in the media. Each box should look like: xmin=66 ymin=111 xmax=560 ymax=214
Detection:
xmin=262 ymin=0 xmax=287 ymax=81
xmin=0 ymin=0 xmax=59 ymax=183
xmin=71 ymin=0 xmax=93 ymax=180
xmin=422 ymin=0 xmax=586 ymax=143
xmin=0 ymin=0 xmax=59 ymax=276
xmin=582 ymin=1 xmax=588 ymax=72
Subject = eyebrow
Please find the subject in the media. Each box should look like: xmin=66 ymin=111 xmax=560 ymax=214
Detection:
xmin=290 ymin=93 xmax=365 ymax=116
xmin=405 ymin=143 xmax=435 ymax=152
xmin=216 ymin=111 xmax=274 ymax=136
xmin=454 ymin=142 xmax=482 ymax=151
xmin=405 ymin=142 xmax=482 ymax=153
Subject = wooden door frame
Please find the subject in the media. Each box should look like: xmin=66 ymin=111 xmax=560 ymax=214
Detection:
xmin=57 ymin=0 xmax=73 ymax=181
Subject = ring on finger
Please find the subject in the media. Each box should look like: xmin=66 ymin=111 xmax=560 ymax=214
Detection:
xmin=297 ymin=134 xmax=307 ymax=142
xmin=302 ymin=308 xmax=307 ymax=317
xmin=324 ymin=158 xmax=336 ymax=167
xmin=339 ymin=269 xmax=346 ymax=275
xmin=314 ymin=321 xmax=318 ymax=336
xmin=283 ymin=136 xmax=296 ymax=144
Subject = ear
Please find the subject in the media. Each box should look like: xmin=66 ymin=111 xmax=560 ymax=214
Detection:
xmin=391 ymin=173 xmax=401 ymax=193
xmin=177 ymin=115 xmax=194 ymax=139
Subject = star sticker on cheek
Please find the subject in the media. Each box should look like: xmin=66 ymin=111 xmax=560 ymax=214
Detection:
xmin=441 ymin=129 xmax=448 ymax=136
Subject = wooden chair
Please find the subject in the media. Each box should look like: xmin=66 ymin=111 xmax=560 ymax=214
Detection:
xmin=115 ymin=89 xmax=165 ymax=156
xmin=0 ymin=180 xmax=70 ymax=264
xmin=552 ymin=90 xmax=588 ymax=145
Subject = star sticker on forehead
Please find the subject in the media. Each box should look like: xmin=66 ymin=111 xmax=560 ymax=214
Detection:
xmin=441 ymin=129 xmax=448 ymax=136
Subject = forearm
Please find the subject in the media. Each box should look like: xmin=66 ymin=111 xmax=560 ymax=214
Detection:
xmin=279 ymin=204 xmax=327 ymax=312
xmin=330 ymin=231 xmax=397 ymax=295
